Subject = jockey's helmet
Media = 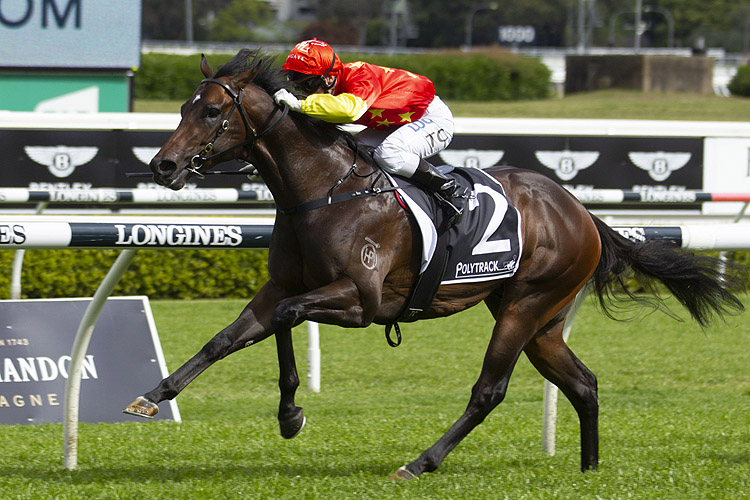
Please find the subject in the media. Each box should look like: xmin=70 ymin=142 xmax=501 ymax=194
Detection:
xmin=282 ymin=39 xmax=342 ymax=93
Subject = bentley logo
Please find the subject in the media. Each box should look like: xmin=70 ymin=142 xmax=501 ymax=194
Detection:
xmin=628 ymin=151 xmax=691 ymax=181
xmin=25 ymin=146 xmax=98 ymax=178
xmin=438 ymin=149 xmax=504 ymax=170
xmin=132 ymin=147 xmax=161 ymax=165
xmin=534 ymin=149 xmax=599 ymax=181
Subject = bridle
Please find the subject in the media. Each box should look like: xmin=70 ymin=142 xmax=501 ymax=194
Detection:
xmin=188 ymin=76 xmax=397 ymax=218
xmin=186 ymin=78 xmax=289 ymax=178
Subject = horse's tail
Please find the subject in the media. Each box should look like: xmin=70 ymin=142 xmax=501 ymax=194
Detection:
xmin=589 ymin=214 xmax=746 ymax=327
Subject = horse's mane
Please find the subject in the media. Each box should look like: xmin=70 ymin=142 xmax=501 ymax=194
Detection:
xmin=214 ymin=49 xmax=365 ymax=153
xmin=214 ymin=49 xmax=288 ymax=96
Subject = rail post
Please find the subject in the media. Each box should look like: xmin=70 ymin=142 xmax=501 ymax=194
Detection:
xmin=63 ymin=249 xmax=138 ymax=470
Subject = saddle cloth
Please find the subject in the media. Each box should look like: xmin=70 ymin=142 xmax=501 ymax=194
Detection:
xmin=387 ymin=166 xmax=523 ymax=285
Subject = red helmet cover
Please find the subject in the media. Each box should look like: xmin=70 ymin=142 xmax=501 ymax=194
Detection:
xmin=282 ymin=39 xmax=342 ymax=76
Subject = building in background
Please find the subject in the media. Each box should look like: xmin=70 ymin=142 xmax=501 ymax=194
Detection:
xmin=264 ymin=0 xmax=317 ymax=22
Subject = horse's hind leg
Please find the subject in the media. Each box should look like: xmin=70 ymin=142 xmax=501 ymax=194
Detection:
xmin=391 ymin=309 xmax=534 ymax=480
xmin=524 ymin=320 xmax=599 ymax=471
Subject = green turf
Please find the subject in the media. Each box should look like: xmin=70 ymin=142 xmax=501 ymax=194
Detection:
xmin=134 ymin=89 xmax=750 ymax=121
xmin=1 ymin=296 xmax=748 ymax=499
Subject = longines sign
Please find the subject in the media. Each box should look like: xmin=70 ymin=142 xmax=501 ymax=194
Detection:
xmin=0 ymin=297 xmax=179 ymax=424
xmin=0 ymin=0 xmax=141 ymax=69
xmin=0 ymin=221 xmax=273 ymax=248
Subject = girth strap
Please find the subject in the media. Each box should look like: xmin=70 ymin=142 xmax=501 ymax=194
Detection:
xmin=277 ymin=186 xmax=398 ymax=216
xmin=384 ymin=227 xmax=452 ymax=348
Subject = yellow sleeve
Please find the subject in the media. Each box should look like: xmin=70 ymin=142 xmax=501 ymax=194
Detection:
xmin=299 ymin=93 xmax=369 ymax=123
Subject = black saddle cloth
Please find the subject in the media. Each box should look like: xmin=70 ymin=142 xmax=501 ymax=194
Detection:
xmin=389 ymin=166 xmax=522 ymax=321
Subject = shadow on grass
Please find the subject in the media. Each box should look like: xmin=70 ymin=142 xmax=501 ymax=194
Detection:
xmin=4 ymin=461 xmax=400 ymax=484
xmin=4 ymin=453 xmax=560 ymax=484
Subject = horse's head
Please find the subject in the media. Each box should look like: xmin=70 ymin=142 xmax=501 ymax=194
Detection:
xmin=150 ymin=50 xmax=286 ymax=190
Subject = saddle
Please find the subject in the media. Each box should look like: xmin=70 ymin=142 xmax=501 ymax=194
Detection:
xmin=385 ymin=166 xmax=522 ymax=346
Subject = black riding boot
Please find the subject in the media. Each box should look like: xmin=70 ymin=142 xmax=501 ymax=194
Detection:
xmin=410 ymin=159 xmax=457 ymax=200
xmin=410 ymin=159 xmax=463 ymax=225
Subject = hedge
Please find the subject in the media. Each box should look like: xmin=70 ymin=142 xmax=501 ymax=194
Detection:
xmin=0 ymin=249 xmax=269 ymax=300
xmin=728 ymin=64 xmax=750 ymax=97
xmin=134 ymin=49 xmax=551 ymax=102
xmin=2 ymin=247 xmax=747 ymax=300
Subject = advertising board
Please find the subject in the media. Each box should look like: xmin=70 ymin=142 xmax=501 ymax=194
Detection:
xmin=0 ymin=127 xmax=705 ymax=194
xmin=1 ymin=1 xmax=141 ymax=111
xmin=0 ymin=296 xmax=179 ymax=424
xmin=0 ymin=0 xmax=141 ymax=69
xmin=2 ymin=115 xmax=750 ymax=214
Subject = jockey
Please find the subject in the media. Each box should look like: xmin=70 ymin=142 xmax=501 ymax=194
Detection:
xmin=273 ymin=38 xmax=458 ymax=202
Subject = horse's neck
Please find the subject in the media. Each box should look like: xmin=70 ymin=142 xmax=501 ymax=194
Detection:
xmin=254 ymin=121 xmax=361 ymax=209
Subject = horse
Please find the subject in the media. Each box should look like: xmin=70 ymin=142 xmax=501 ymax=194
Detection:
xmin=124 ymin=49 xmax=746 ymax=479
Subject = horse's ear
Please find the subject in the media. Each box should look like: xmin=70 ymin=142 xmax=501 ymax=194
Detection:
xmin=200 ymin=54 xmax=214 ymax=78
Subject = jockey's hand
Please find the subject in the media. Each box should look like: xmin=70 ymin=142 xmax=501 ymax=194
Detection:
xmin=273 ymin=89 xmax=302 ymax=112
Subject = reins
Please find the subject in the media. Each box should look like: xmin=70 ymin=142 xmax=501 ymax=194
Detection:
xmin=277 ymin=144 xmax=397 ymax=216
xmin=187 ymin=77 xmax=288 ymax=178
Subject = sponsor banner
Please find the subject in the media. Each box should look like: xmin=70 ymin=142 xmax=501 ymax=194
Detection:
xmin=436 ymin=135 xmax=703 ymax=192
xmin=611 ymin=226 xmax=683 ymax=245
xmin=0 ymin=129 xmax=703 ymax=195
xmin=0 ymin=297 xmax=178 ymax=424
xmin=0 ymin=188 xmax=265 ymax=204
xmin=0 ymin=221 xmax=273 ymax=248
xmin=0 ymin=129 xmax=188 ymax=189
xmin=568 ymin=189 xmax=714 ymax=204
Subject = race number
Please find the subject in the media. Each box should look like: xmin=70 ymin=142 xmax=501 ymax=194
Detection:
xmin=470 ymin=183 xmax=511 ymax=255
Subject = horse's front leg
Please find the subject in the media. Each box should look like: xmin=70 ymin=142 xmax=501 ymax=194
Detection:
xmin=123 ymin=281 xmax=286 ymax=418
xmin=275 ymin=328 xmax=306 ymax=438
xmin=268 ymin=277 xmax=376 ymax=436
xmin=271 ymin=277 xmax=376 ymax=330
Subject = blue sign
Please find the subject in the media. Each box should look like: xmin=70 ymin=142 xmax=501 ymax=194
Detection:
xmin=0 ymin=0 xmax=141 ymax=69
xmin=0 ymin=297 xmax=179 ymax=424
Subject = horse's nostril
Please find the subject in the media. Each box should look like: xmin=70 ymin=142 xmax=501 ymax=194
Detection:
xmin=151 ymin=159 xmax=177 ymax=176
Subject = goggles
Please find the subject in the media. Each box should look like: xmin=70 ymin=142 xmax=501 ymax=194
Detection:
xmin=289 ymin=73 xmax=328 ymax=94
xmin=286 ymin=50 xmax=338 ymax=94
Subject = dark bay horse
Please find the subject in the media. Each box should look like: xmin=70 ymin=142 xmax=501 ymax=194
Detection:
xmin=124 ymin=49 xmax=745 ymax=479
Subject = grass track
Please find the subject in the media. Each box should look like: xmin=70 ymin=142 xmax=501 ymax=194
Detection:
xmin=7 ymin=90 xmax=750 ymax=497
xmin=135 ymin=89 xmax=750 ymax=121
xmin=1 ymin=296 xmax=748 ymax=499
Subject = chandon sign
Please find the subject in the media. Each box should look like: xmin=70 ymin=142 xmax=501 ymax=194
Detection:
xmin=0 ymin=297 xmax=179 ymax=424
xmin=0 ymin=355 xmax=97 ymax=383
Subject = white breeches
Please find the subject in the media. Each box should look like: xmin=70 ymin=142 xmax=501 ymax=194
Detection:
xmin=356 ymin=96 xmax=454 ymax=178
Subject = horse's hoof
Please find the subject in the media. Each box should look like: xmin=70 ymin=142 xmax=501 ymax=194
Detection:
xmin=122 ymin=396 xmax=159 ymax=419
xmin=389 ymin=465 xmax=419 ymax=481
xmin=279 ymin=408 xmax=305 ymax=439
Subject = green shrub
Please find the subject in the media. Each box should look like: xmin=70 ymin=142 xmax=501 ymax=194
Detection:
xmin=343 ymin=50 xmax=550 ymax=101
xmin=2 ymin=248 xmax=747 ymax=300
xmin=728 ymin=65 xmax=750 ymax=97
xmin=134 ymin=49 xmax=551 ymax=102
xmin=0 ymin=249 xmax=269 ymax=300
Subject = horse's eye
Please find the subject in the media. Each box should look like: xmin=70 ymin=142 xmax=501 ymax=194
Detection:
xmin=205 ymin=107 xmax=221 ymax=119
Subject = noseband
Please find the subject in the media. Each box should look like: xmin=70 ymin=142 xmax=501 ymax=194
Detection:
xmin=187 ymin=78 xmax=289 ymax=178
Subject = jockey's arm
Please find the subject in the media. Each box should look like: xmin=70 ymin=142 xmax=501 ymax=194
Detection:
xmin=300 ymin=93 xmax=370 ymax=123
